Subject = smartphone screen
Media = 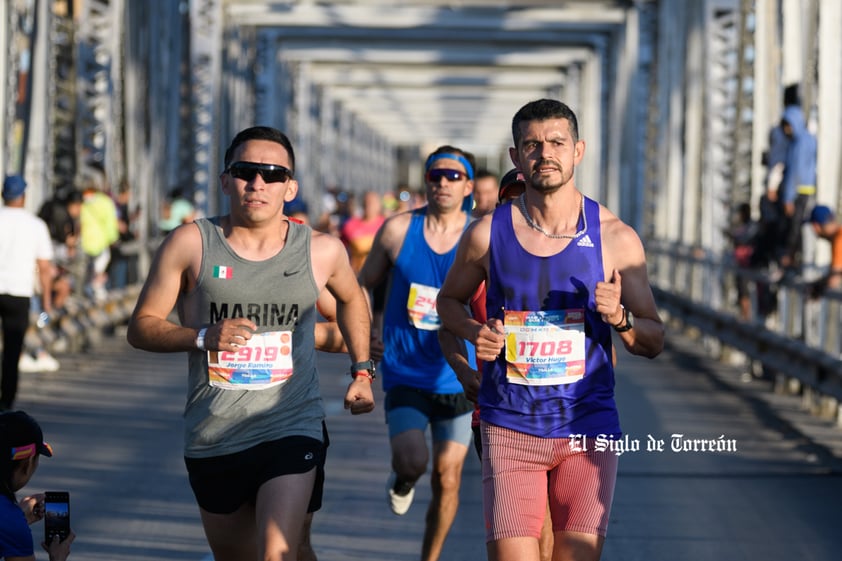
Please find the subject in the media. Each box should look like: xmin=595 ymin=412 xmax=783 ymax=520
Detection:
xmin=44 ymin=491 xmax=70 ymax=543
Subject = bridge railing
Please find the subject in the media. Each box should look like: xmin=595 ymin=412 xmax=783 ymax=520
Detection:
xmin=647 ymin=239 xmax=842 ymax=425
xmin=22 ymin=238 xmax=842 ymax=424
xmin=24 ymin=285 xmax=143 ymax=355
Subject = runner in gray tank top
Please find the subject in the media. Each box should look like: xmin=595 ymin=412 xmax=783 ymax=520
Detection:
xmin=127 ymin=126 xmax=374 ymax=561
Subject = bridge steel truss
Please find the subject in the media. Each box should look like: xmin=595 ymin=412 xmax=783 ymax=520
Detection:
xmin=208 ymin=2 xmax=649 ymax=225
xmin=649 ymin=0 xmax=840 ymax=267
xmin=2 ymin=0 xmax=841 ymax=277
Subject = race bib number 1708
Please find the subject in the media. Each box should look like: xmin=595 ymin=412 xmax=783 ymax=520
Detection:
xmin=503 ymin=309 xmax=586 ymax=386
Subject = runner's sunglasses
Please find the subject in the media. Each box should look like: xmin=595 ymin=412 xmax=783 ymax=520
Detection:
xmin=225 ymin=161 xmax=294 ymax=183
xmin=425 ymin=168 xmax=468 ymax=183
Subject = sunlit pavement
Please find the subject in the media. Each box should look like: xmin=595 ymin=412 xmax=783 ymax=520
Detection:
xmin=15 ymin=329 xmax=842 ymax=561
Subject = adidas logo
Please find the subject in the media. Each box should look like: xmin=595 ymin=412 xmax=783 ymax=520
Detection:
xmin=577 ymin=234 xmax=594 ymax=248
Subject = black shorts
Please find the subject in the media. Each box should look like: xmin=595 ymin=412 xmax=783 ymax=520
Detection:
xmin=472 ymin=424 xmax=482 ymax=460
xmin=383 ymin=385 xmax=474 ymax=417
xmin=185 ymin=423 xmax=328 ymax=515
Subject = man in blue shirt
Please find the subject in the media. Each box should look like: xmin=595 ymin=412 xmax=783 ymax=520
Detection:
xmin=359 ymin=145 xmax=477 ymax=561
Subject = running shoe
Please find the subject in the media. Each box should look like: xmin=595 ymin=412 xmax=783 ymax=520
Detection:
xmin=18 ymin=351 xmax=60 ymax=372
xmin=35 ymin=351 xmax=60 ymax=372
xmin=18 ymin=352 xmax=40 ymax=373
xmin=386 ymin=472 xmax=415 ymax=515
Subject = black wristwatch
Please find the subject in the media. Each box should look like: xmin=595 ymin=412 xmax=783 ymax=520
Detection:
xmin=349 ymin=360 xmax=376 ymax=381
xmin=612 ymin=306 xmax=633 ymax=333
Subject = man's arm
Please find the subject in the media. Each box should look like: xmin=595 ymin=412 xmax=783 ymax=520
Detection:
xmin=357 ymin=212 xmax=408 ymax=291
xmin=36 ymin=259 xmax=53 ymax=314
xmin=127 ymin=224 xmax=205 ymax=352
xmin=438 ymin=327 xmax=481 ymax=402
xmin=314 ymin=290 xmax=384 ymax=360
xmin=320 ymin=240 xmax=370 ymax=364
xmin=314 ymin=233 xmax=375 ymax=414
xmin=594 ymin=212 xmax=664 ymax=358
xmin=314 ymin=291 xmax=346 ymax=353
xmin=437 ymin=218 xmax=505 ymax=362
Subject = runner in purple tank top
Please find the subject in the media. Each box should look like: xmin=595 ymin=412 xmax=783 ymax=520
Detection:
xmin=438 ymin=99 xmax=664 ymax=561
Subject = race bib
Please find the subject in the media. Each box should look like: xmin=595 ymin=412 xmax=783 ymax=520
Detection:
xmin=503 ymin=309 xmax=586 ymax=385
xmin=208 ymin=331 xmax=293 ymax=390
xmin=407 ymin=282 xmax=441 ymax=330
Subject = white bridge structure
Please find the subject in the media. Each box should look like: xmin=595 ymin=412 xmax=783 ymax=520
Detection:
xmin=2 ymin=0 xmax=842 ymax=417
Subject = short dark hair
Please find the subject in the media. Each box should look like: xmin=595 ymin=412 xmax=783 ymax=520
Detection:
xmin=783 ymin=84 xmax=800 ymax=107
xmin=474 ymin=168 xmax=497 ymax=181
xmin=511 ymin=99 xmax=579 ymax=147
xmin=63 ymin=189 xmax=83 ymax=204
xmin=223 ymin=126 xmax=296 ymax=171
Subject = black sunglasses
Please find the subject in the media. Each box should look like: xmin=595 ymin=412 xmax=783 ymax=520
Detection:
xmin=225 ymin=161 xmax=294 ymax=184
xmin=425 ymin=168 xmax=468 ymax=183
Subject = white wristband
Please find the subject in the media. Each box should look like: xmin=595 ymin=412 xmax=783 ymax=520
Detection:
xmin=195 ymin=328 xmax=208 ymax=351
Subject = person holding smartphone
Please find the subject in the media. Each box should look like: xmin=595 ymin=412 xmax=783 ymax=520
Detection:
xmin=0 ymin=410 xmax=75 ymax=560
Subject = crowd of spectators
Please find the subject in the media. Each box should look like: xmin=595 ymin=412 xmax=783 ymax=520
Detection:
xmin=726 ymin=83 xmax=838 ymax=322
xmin=13 ymin=173 xmax=142 ymax=372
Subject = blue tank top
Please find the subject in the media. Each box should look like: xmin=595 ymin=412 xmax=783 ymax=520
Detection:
xmin=381 ymin=208 xmax=475 ymax=393
xmin=480 ymin=196 xmax=620 ymax=438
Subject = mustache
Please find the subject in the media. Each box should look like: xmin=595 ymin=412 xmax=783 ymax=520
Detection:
xmin=532 ymin=160 xmax=561 ymax=173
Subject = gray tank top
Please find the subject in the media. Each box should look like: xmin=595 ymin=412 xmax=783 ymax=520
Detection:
xmin=178 ymin=217 xmax=321 ymax=458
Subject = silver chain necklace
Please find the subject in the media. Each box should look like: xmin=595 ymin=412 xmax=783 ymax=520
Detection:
xmin=517 ymin=193 xmax=587 ymax=240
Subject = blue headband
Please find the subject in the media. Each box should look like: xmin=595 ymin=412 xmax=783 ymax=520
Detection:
xmin=424 ymin=153 xmax=474 ymax=180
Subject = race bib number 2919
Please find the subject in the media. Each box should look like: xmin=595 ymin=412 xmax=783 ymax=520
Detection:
xmin=208 ymin=331 xmax=293 ymax=390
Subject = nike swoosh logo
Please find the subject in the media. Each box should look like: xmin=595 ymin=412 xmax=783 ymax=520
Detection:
xmin=283 ymin=270 xmax=300 ymax=277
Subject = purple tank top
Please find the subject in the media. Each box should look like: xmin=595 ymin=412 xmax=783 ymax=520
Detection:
xmin=480 ymin=196 xmax=621 ymax=438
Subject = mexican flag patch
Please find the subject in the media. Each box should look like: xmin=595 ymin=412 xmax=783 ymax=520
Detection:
xmin=213 ymin=265 xmax=233 ymax=279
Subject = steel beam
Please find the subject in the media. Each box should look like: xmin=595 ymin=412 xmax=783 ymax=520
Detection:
xmin=189 ymin=0 xmax=223 ymax=217
xmin=75 ymin=0 xmax=123 ymax=190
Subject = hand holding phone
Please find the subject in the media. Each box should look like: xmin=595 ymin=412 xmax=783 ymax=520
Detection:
xmin=44 ymin=491 xmax=70 ymax=543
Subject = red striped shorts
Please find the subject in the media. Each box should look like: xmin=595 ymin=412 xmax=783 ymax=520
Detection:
xmin=481 ymin=421 xmax=618 ymax=542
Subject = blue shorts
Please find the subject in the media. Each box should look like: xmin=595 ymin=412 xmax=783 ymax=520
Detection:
xmin=384 ymin=385 xmax=473 ymax=446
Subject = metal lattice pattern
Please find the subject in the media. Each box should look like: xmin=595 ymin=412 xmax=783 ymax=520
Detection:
xmin=641 ymin=2 xmax=662 ymax=243
xmin=636 ymin=1 xmax=658 ymax=241
xmin=189 ymin=0 xmax=222 ymax=216
xmin=4 ymin=1 xmax=27 ymax=174
xmin=49 ymin=13 xmax=77 ymax=194
xmin=730 ymin=0 xmax=756 ymax=210
xmin=75 ymin=0 xmax=121 ymax=188
xmin=703 ymin=4 xmax=741 ymax=253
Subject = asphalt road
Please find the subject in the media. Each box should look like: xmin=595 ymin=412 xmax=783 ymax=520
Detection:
xmin=14 ymin=329 xmax=842 ymax=561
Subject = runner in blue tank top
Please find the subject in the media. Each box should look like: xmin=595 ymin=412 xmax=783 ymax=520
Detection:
xmin=438 ymin=99 xmax=664 ymax=561
xmin=359 ymin=145 xmax=477 ymax=561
